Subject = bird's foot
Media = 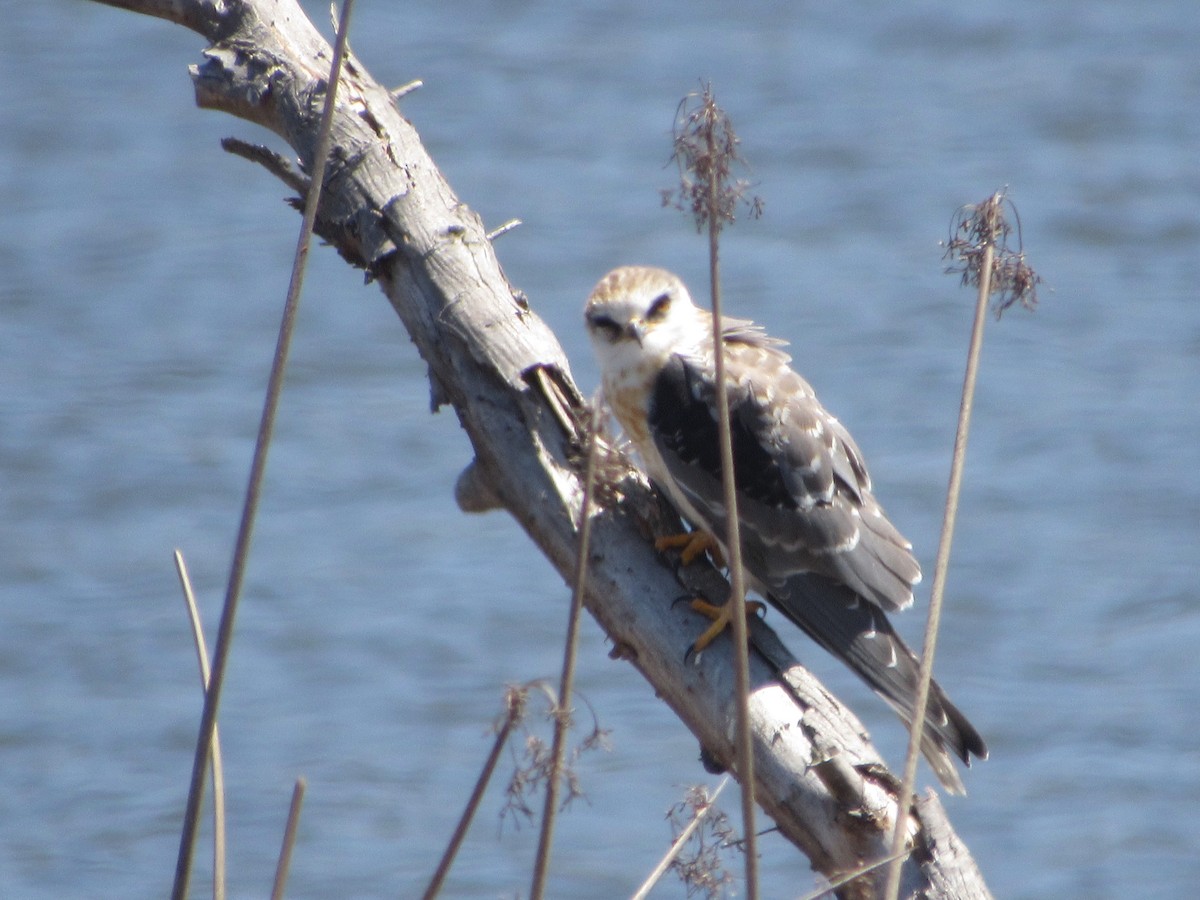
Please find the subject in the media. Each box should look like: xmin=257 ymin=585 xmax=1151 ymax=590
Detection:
xmin=686 ymin=596 xmax=766 ymax=657
xmin=654 ymin=530 xmax=725 ymax=567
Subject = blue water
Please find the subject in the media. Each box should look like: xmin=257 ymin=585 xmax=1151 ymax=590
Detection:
xmin=2 ymin=1 xmax=1198 ymax=897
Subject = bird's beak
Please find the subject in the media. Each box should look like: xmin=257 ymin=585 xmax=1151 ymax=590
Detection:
xmin=626 ymin=321 xmax=645 ymax=346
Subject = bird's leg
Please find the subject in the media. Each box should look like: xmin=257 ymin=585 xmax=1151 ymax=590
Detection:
xmin=654 ymin=530 xmax=726 ymax=568
xmin=658 ymin=532 xmax=759 ymax=654
xmin=687 ymin=596 xmax=766 ymax=654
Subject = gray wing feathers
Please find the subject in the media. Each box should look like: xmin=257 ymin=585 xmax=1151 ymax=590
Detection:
xmin=649 ymin=348 xmax=920 ymax=615
xmin=730 ymin=346 xmax=921 ymax=612
xmin=769 ymin=573 xmax=988 ymax=793
xmin=648 ymin=340 xmax=984 ymax=792
xmin=647 ymin=344 xmax=986 ymax=791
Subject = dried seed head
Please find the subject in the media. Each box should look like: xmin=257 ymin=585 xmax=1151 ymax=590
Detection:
xmin=942 ymin=189 xmax=1043 ymax=317
xmin=663 ymin=82 xmax=763 ymax=235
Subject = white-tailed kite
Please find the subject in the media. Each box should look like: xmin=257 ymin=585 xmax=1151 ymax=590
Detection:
xmin=585 ymin=265 xmax=986 ymax=793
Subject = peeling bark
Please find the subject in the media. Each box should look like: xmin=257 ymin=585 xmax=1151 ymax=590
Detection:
xmin=90 ymin=1 xmax=992 ymax=896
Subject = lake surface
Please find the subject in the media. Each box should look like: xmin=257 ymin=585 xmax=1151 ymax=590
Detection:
xmin=2 ymin=1 xmax=1198 ymax=897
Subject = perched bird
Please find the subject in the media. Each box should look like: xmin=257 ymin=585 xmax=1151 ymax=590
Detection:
xmin=584 ymin=265 xmax=986 ymax=793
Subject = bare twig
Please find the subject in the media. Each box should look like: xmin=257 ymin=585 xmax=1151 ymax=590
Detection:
xmin=171 ymin=4 xmax=357 ymax=897
xmin=173 ymin=550 xmax=226 ymax=900
xmin=220 ymin=138 xmax=309 ymax=194
xmin=630 ymin=777 xmax=731 ymax=900
xmin=422 ymin=685 xmax=529 ymax=900
xmin=530 ymin=401 xmax=605 ymax=899
xmin=269 ymin=778 xmax=307 ymax=900
xmin=390 ymin=78 xmax=423 ymax=100
xmin=89 ymin=0 xmax=223 ymax=35
xmin=884 ymin=190 xmax=1040 ymax=900
xmin=666 ymin=82 xmax=764 ymax=900
xmin=485 ymin=219 xmax=523 ymax=241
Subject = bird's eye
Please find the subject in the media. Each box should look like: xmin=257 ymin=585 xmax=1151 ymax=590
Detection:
xmin=645 ymin=292 xmax=672 ymax=322
xmin=586 ymin=312 xmax=623 ymax=341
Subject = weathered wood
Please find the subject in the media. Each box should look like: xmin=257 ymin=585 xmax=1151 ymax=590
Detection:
xmin=90 ymin=1 xmax=992 ymax=896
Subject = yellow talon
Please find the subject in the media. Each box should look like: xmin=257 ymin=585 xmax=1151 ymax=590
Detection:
xmin=654 ymin=531 xmax=725 ymax=567
xmin=688 ymin=597 xmax=766 ymax=653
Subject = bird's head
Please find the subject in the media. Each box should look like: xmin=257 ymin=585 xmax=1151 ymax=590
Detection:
xmin=584 ymin=266 xmax=705 ymax=374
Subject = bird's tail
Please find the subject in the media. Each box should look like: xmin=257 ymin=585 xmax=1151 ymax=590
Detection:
xmin=769 ymin=573 xmax=987 ymax=794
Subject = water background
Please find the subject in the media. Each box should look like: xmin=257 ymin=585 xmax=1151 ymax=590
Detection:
xmin=2 ymin=1 xmax=1198 ymax=897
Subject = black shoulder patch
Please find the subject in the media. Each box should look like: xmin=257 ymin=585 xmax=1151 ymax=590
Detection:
xmin=649 ymin=355 xmax=797 ymax=510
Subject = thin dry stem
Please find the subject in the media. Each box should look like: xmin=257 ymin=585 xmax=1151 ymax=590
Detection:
xmin=706 ymin=180 xmax=759 ymax=900
xmin=173 ymin=550 xmax=226 ymax=900
xmin=668 ymin=82 xmax=761 ymax=899
xmin=171 ymin=4 xmax=357 ymax=897
xmin=423 ymin=686 xmax=528 ymax=900
xmin=884 ymin=191 xmax=1039 ymax=900
xmin=269 ymin=778 xmax=307 ymax=900
xmin=795 ymin=848 xmax=910 ymax=900
xmin=630 ymin=777 xmax=731 ymax=900
xmin=665 ymin=781 xmax=739 ymax=899
xmin=529 ymin=401 xmax=605 ymax=900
